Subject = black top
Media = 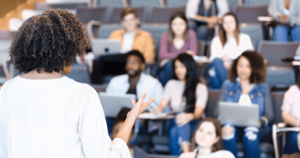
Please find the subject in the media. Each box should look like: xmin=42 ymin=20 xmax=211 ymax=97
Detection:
xmin=197 ymin=0 xmax=219 ymax=17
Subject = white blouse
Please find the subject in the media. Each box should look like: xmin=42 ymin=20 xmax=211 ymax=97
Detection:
xmin=210 ymin=33 xmax=254 ymax=61
xmin=0 ymin=76 xmax=130 ymax=158
xmin=197 ymin=150 xmax=235 ymax=158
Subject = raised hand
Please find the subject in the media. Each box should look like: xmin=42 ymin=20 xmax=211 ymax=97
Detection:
xmin=129 ymin=91 xmax=156 ymax=118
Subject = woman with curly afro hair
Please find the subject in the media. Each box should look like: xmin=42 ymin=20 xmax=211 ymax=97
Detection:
xmin=0 ymin=9 xmax=155 ymax=158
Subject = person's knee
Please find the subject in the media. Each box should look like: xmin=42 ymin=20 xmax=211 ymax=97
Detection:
xmin=222 ymin=126 xmax=235 ymax=137
xmin=243 ymin=126 xmax=259 ymax=142
xmin=291 ymin=26 xmax=300 ymax=41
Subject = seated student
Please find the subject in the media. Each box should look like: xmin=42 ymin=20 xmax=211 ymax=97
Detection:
xmin=112 ymin=107 xmax=149 ymax=158
xmin=109 ymin=8 xmax=155 ymax=63
xmin=216 ymin=51 xmax=274 ymax=158
xmin=179 ymin=118 xmax=234 ymax=158
xmin=157 ymin=11 xmax=197 ymax=86
xmin=151 ymin=53 xmax=208 ymax=155
xmin=281 ymin=75 xmax=300 ymax=155
xmin=268 ymin=0 xmax=300 ymax=42
xmin=209 ymin=12 xmax=254 ymax=89
xmin=186 ymin=0 xmax=229 ymax=41
xmin=106 ymin=50 xmax=164 ymax=132
xmin=91 ymin=9 xmax=155 ymax=84
xmin=75 ymin=52 xmax=95 ymax=73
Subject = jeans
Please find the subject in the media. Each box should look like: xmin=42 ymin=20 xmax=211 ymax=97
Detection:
xmin=274 ymin=24 xmax=300 ymax=42
xmin=157 ymin=60 xmax=173 ymax=87
xmin=189 ymin=20 xmax=215 ymax=41
xmin=208 ymin=58 xmax=228 ymax=89
xmin=223 ymin=126 xmax=260 ymax=158
xmin=283 ymin=132 xmax=299 ymax=154
xmin=168 ymin=117 xmax=199 ymax=155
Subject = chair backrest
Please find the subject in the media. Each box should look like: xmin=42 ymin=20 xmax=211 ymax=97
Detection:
xmin=65 ymin=64 xmax=91 ymax=84
xmin=235 ymin=5 xmax=268 ymax=23
xmin=108 ymin=6 xmax=146 ymax=23
xmin=244 ymin=0 xmax=270 ymax=6
xmin=258 ymin=41 xmax=300 ymax=66
xmin=98 ymin=24 xmax=123 ymax=39
xmin=239 ymin=23 xmax=263 ymax=50
xmin=197 ymin=40 xmax=206 ymax=56
xmin=148 ymin=6 xmax=185 ymax=23
xmin=130 ymin=0 xmax=161 ymax=22
xmin=271 ymin=92 xmax=284 ymax=124
xmin=77 ymin=7 xmax=107 ymax=24
xmin=35 ymin=2 xmax=87 ymax=10
xmin=98 ymin=0 xmax=124 ymax=7
xmin=205 ymin=89 xmax=221 ymax=118
xmin=227 ymin=0 xmax=239 ymax=12
xmin=266 ymin=67 xmax=295 ymax=91
xmin=166 ymin=0 xmax=186 ymax=7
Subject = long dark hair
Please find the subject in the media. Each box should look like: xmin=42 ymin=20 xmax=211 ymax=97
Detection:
xmin=219 ymin=12 xmax=240 ymax=48
xmin=172 ymin=53 xmax=199 ymax=113
xmin=167 ymin=11 xmax=189 ymax=45
xmin=190 ymin=118 xmax=223 ymax=153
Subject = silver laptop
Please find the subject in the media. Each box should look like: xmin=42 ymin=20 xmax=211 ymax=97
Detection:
xmin=99 ymin=93 xmax=136 ymax=118
xmin=91 ymin=39 xmax=121 ymax=56
xmin=219 ymin=102 xmax=260 ymax=127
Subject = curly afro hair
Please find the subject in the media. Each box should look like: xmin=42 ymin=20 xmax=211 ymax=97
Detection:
xmin=229 ymin=51 xmax=267 ymax=84
xmin=9 ymin=9 xmax=90 ymax=73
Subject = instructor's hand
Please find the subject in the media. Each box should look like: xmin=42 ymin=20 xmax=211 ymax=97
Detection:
xmin=129 ymin=91 xmax=156 ymax=118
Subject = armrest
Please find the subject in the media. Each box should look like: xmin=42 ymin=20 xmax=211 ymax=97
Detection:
xmin=278 ymin=122 xmax=287 ymax=128
xmin=87 ymin=20 xmax=101 ymax=40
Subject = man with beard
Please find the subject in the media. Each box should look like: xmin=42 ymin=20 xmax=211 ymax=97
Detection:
xmin=105 ymin=50 xmax=163 ymax=133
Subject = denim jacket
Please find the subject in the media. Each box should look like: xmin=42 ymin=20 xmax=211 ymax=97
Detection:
xmin=216 ymin=80 xmax=274 ymax=126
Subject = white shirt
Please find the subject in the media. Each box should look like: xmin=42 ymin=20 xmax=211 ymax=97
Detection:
xmin=163 ymin=80 xmax=208 ymax=111
xmin=75 ymin=53 xmax=95 ymax=66
xmin=0 ymin=76 xmax=130 ymax=158
xmin=106 ymin=73 xmax=163 ymax=109
xmin=197 ymin=150 xmax=235 ymax=158
xmin=185 ymin=0 xmax=229 ymax=19
xmin=121 ymin=33 xmax=135 ymax=54
xmin=238 ymin=94 xmax=252 ymax=106
xmin=210 ymin=33 xmax=254 ymax=61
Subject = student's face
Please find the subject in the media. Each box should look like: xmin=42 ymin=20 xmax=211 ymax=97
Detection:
xmin=174 ymin=60 xmax=187 ymax=81
xmin=171 ymin=17 xmax=187 ymax=37
xmin=237 ymin=56 xmax=252 ymax=81
xmin=222 ymin=15 xmax=237 ymax=35
xmin=126 ymin=55 xmax=145 ymax=77
xmin=122 ymin=13 xmax=139 ymax=32
xmin=195 ymin=122 xmax=219 ymax=149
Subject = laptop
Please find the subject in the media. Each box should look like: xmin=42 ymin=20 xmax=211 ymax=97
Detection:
xmin=219 ymin=102 xmax=260 ymax=127
xmin=91 ymin=39 xmax=121 ymax=56
xmin=99 ymin=93 xmax=136 ymax=118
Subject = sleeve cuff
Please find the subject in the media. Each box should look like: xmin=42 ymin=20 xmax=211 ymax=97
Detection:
xmin=111 ymin=138 xmax=131 ymax=157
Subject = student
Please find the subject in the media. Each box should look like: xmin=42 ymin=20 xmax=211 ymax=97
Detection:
xmin=158 ymin=11 xmax=197 ymax=86
xmin=112 ymin=108 xmax=149 ymax=158
xmin=186 ymin=0 xmax=229 ymax=40
xmin=268 ymin=0 xmax=300 ymax=42
xmin=106 ymin=50 xmax=163 ymax=133
xmin=152 ymin=53 xmax=208 ymax=155
xmin=109 ymin=8 xmax=155 ymax=63
xmin=91 ymin=8 xmax=156 ymax=84
xmin=208 ymin=12 xmax=254 ymax=89
xmin=179 ymin=118 xmax=234 ymax=158
xmin=216 ymin=51 xmax=274 ymax=158
xmin=0 ymin=9 xmax=155 ymax=158
xmin=281 ymin=74 xmax=300 ymax=155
